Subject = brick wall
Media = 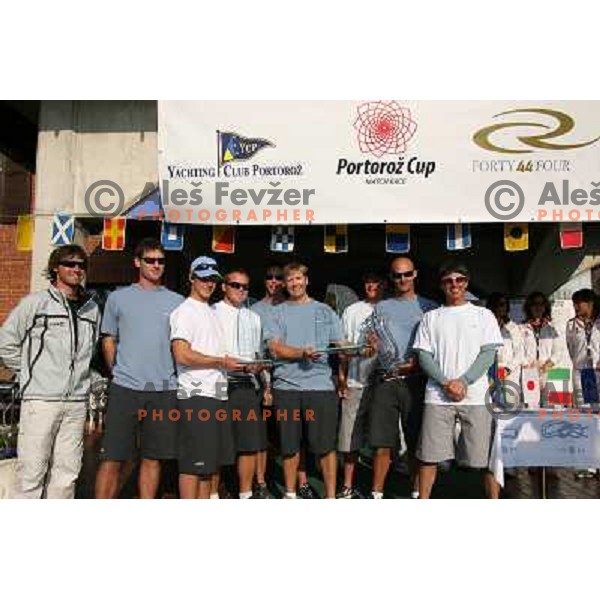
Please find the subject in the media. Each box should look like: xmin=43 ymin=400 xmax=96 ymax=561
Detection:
xmin=0 ymin=222 xmax=32 ymax=324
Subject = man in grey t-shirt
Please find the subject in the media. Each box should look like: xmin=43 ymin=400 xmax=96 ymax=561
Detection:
xmin=263 ymin=262 xmax=347 ymax=499
xmin=368 ymin=257 xmax=437 ymax=499
xmin=95 ymin=238 xmax=183 ymax=499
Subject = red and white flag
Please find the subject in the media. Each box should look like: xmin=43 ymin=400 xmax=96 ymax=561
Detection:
xmin=521 ymin=367 xmax=540 ymax=408
xmin=559 ymin=222 xmax=583 ymax=249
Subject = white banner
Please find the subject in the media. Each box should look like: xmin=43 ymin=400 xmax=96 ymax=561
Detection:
xmin=490 ymin=409 xmax=600 ymax=486
xmin=158 ymin=101 xmax=600 ymax=224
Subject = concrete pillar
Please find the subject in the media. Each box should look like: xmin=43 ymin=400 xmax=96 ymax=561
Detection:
xmin=32 ymin=101 xmax=76 ymax=290
xmin=32 ymin=101 xmax=158 ymax=291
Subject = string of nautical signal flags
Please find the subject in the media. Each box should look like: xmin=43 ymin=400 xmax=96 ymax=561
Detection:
xmin=14 ymin=214 xmax=586 ymax=254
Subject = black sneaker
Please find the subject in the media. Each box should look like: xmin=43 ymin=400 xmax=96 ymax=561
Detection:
xmin=336 ymin=486 xmax=366 ymax=499
xmin=336 ymin=486 xmax=354 ymax=499
xmin=252 ymin=483 xmax=273 ymax=499
xmin=298 ymin=483 xmax=319 ymax=499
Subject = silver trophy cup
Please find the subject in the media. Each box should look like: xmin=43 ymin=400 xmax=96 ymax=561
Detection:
xmin=362 ymin=313 xmax=401 ymax=375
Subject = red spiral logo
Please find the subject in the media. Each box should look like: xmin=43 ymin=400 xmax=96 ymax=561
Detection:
xmin=354 ymin=101 xmax=417 ymax=157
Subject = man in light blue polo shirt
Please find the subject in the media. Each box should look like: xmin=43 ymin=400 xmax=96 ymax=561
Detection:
xmin=95 ymin=238 xmax=183 ymax=499
xmin=263 ymin=261 xmax=346 ymax=499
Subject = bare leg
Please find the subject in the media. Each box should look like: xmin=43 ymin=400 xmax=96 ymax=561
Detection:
xmin=210 ymin=472 xmax=220 ymax=497
xmin=484 ymin=470 xmax=501 ymax=499
xmin=198 ymin=477 xmax=211 ymax=499
xmin=117 ymin=460 xmax=136 ymax=496
xmin=139 ymin=458 xmax=160 ymax=499
xmin=372 ymin=447 xmax=392 ymax=493
xmin=95 ymin=460 xmax=121 ymax=499
xmin=408 ymin=455 xmax=419 ymax=496
xmin=319 ymin=451 xmax=337 ymax=498
xmin=179 ymin=474 xmax=199 ymax=499
xmin=283 ymin=452 xmax=300 ymax=494
xmin=297 ymin=448 xmax=308 ymax=488
xmin=418 ymin=463 xmax=437 ymax=499
xmin=238 ymin=453 xmax=257 ymax=495
xmin=255 ymin=450 xmax=267 ymax=485
xmin=343 ymin=451 xmax=358 ymax=489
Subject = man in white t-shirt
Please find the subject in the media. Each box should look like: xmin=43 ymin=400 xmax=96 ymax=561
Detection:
xmin=170 ymin=256 xmax=243 ymax=500
xmin=214 ymin=268 xmax=268 ymax=499
xmin=336 ymin=273 xmax=383 ymax=499
xmin=413 ymin=261 xmax=503 ymax=499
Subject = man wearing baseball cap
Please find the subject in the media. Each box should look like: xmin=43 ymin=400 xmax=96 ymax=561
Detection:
xmin=170 ymin=256 xmax=243 ymax=499
xmin=413 ymin=261 xmax=503 ymax=499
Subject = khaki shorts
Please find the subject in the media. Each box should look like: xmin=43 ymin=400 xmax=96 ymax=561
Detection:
xmin=417 ymin=403 xmax=493 ymax=469
xmin=337 ymin=386 xmax=371 ymax=453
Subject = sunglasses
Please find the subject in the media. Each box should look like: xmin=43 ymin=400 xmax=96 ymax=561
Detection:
xmin=141 ymin=257 xmax=166 ymax=265
xmin=391 ymin=270 xmax=415 ymax=280
xmin=192 ymin=276 xmax=218 ymax=283
xmin=266 ymin=274 xmax=283 ymax=281
xmin=59 ymin=260 xmax=87 ymax=270
xmin=441 ymin=275 xmax=468 ymax=285
xmin=226 ymin=281 xmax=250 ymax=291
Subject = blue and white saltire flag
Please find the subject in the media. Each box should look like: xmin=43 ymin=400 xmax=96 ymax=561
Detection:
xmin=161 ymin=222 xmax=185 ymax=251
xmin=51 ymin=212 xmax=75 ymax=246
xmin=270 ymin=226 xmax=295 ymax=252
xmin=446 ymin=223 xmax=472 ymax=251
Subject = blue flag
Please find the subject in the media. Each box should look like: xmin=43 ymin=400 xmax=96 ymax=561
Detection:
xmin=447 ymin=223 xmax=472 ymax=251
xmin=161 ymin=222 xmax=184 ymax=251
xmin=385 ymin=224 xmax=410 ymax=253
xmin=218 ymin=131 xmax=274 ymax=166
xmin=51 ymin=213 xmax=75 ymax=246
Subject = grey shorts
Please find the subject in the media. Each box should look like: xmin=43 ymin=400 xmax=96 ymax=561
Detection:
xmin=416 ymin=403 xmax=493 ymax=469
xmin=337 ymin=386 xmax=372 ymax=453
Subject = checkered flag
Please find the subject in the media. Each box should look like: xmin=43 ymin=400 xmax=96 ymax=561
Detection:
xmin=270 ymin=226 xmax=295 ymax=252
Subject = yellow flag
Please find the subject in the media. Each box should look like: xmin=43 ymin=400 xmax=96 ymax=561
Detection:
xmin=504 ymin=223 xmax=529 ymax=252
xmin=324 ymin=225 xmax=348 ymax=253
xmin=16 ymin=215 xmax=34 ymax=251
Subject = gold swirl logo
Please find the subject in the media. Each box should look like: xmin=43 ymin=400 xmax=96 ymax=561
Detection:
xmin=473 ymin=108 xmax=600 ymax=154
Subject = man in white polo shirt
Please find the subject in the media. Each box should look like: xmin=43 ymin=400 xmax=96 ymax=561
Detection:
xmin=170 ymin=256 xmax=242 ymax=500
xmin=413 ymin=261 xmax=503 ymax=499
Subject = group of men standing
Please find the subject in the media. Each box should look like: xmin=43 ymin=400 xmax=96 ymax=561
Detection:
xmin=0 ymin=236 xmax=509 ymax=499
xmin=336 ymin=257 xmax=502 ymax=499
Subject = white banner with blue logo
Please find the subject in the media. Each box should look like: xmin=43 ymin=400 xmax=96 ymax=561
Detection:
xmin=158 ymin=101 xmax=600 ymax=224
xmin=490 ymin=409 xmax=600 ymax=486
